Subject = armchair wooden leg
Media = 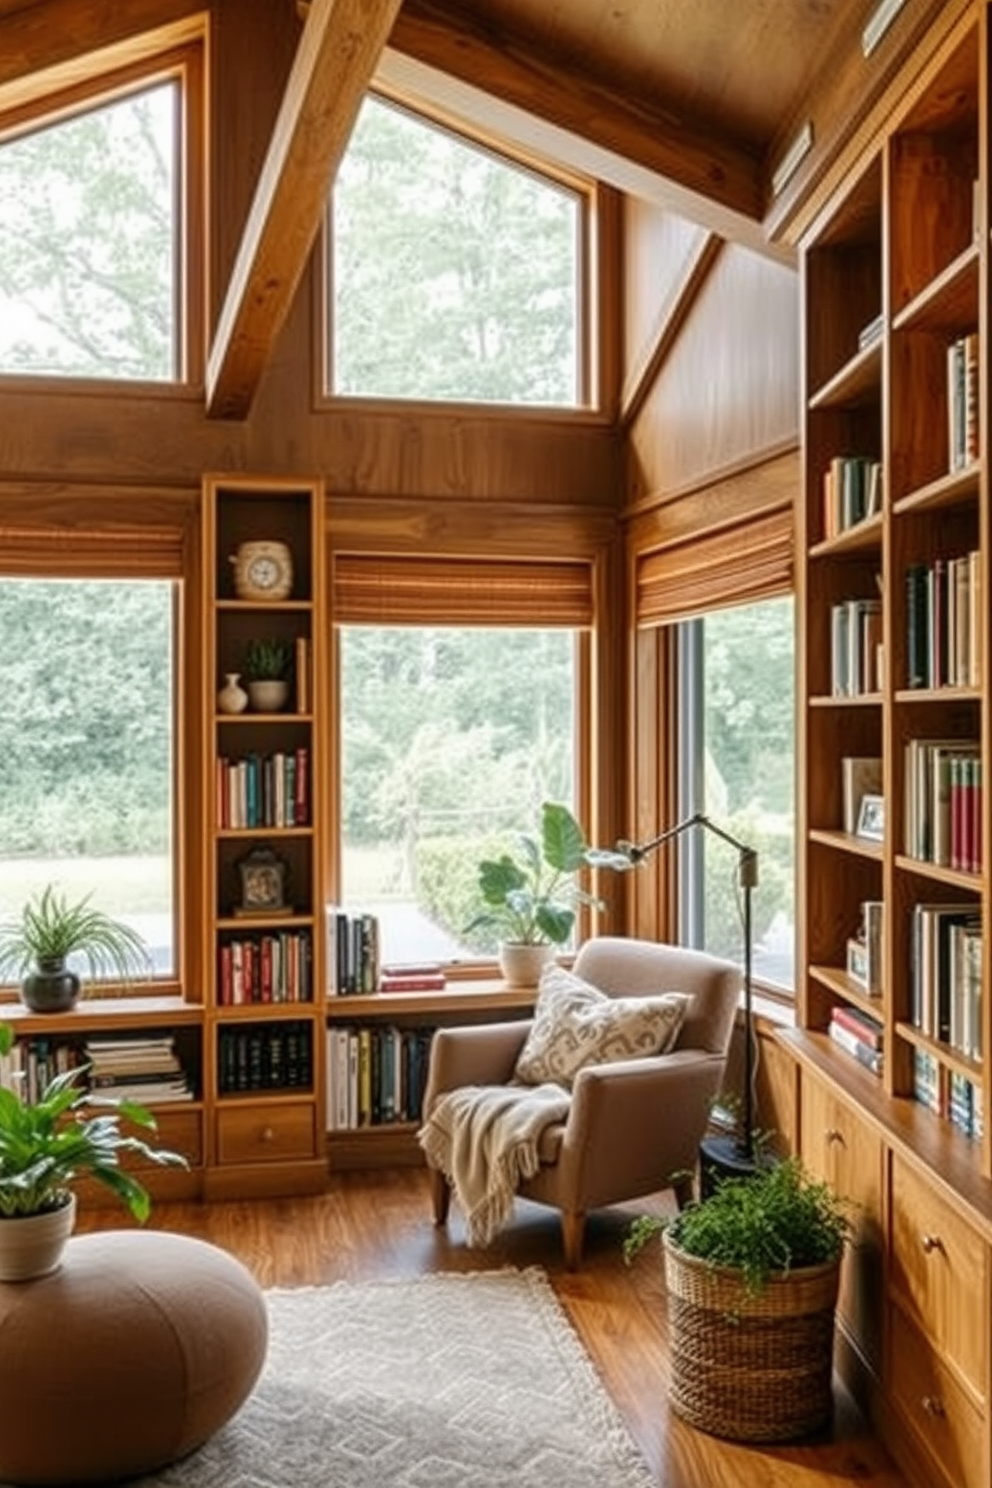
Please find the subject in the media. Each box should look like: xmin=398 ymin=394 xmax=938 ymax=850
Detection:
xmin=430 ymin=1167 xmax=451 ymax=1226
xmin=673 ymin=1173 xmax=695 ymax=1210
xmin=560 ymin=1211 xmax=586 ymax=1271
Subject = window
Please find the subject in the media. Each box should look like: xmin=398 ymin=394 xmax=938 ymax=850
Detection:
xmin=0 ymin=80 xmax=178 ymax=380
xmin=330 ymin=95 xmax=583 ymax=406
xmin=338 ymin=626 xmax=579 ymax=965
xmin=0 ymin=579 xmax=177 ymax=979
xmin=677 ymin=597 xmax=795 ymax=991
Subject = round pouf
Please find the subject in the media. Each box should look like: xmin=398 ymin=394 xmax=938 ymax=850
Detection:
xmin=0 ymin=1231 xmax=268 ymax=1486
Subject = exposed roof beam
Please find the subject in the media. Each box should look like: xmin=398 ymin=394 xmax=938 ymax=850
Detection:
xmin=206 ymin=0 xmax=403 ymax=419
xmin=388 ymin=0 xmax=765 ymax=226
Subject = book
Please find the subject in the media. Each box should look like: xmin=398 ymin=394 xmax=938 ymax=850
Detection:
xmin=828 ymin=1018 xmax=883 ymax=1075
xmin=830 ymin=1004 xmax=883 ymax=1050
xmin=378 ymin=972 xmax=447 ymax=993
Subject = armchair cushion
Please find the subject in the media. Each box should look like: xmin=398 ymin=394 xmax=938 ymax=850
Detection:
xmin=513 ymin=964 xmax=689 ymax=1089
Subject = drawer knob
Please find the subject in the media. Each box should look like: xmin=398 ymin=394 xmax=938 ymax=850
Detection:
xmin=921 ymin=1395 xmax=945 ymax=1419
xmin=260 ymin=1126 xmax=275 ymax=1144
xmin=825 ymin=1128 xmax=844 ymax=1145
xmin=921 ymin=1233 xmax=944 ymax=1255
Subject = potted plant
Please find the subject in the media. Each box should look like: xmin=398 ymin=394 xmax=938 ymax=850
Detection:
xmin=0 ymin=1021 xmax=188 ymax=1279
xmin=0 ymin=885 xmax=153 ymax=1013
xmin=464 ymin=801 xmax=604 ymax=985
xmin=243 ymin=636 xmax=293 ymax=713
xmin=625 ymin=1156 xmax=852 ymax=1443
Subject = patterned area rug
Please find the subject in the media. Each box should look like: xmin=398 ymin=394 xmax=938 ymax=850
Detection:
xmin=135 ymin=1267 xmax=654 ymax=1488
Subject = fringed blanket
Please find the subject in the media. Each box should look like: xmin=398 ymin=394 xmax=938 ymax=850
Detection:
xmin=418 ymin=1083 xmax=571 ymax=1247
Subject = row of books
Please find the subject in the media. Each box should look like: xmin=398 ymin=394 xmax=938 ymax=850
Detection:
xmin=914 ymin=1051 xmax=983 ymax=1141
xmin=84 ymin=1033 xmax=194 ymax=1104
xmin=828 ymin=1004 xmax=883 ymax=1077
xmin=905 ymin=551 xmax=981 ymax=691
xmin=217 ymin=1022 xmax=312 ymax=1094
xmin=947 ymin=331 xmax=979 ymax=474
xmin=0 ymin=1034 xmax=194 ymax=1105
xmin=822 ymin=454 xmax=882 ymax=539
xmin=830 ymin=596 xmax=882 ymax=696
xmin=904 ymin=738 xmax=982 ymax=872
xmin=326 ymin=908 xmax=381 ymax=995
xmin=215 ymin=747 xmax=310 ymax=829
xmin=909 ymin=905 xmax=982 ymax=1061
xmin=218 ymin=931 xmax=314 ymax=1005
xmin=326 ymin=1024 xmax=435 ymax=1130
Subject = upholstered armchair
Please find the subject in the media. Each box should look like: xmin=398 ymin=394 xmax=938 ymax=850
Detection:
xmin=422 ymin=936 xmax=742 ymax=1269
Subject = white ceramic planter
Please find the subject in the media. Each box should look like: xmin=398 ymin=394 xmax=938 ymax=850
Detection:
xmin=498 ymin=942 xmax=554 ymax=988
xmin=0 ymin=1193 xmax=76 ymax=1282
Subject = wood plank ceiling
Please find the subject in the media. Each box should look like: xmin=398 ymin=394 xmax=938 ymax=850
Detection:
xmin=0 ymin=0 xmax=961 ymax=415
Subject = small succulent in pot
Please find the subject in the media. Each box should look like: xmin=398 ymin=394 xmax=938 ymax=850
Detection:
xmin=242 ymin=637 xmax=293 ymax=713
xmin=0 ymin=886 xmax=153 ymax=1013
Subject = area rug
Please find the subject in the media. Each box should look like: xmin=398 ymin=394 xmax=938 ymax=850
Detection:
xmin=134 ymin=1266 xmax=654 ymax=1488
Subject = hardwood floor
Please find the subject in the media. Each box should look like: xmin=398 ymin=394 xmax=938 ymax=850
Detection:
xmin=76 ymin=1169 xmax=910 ymax=1488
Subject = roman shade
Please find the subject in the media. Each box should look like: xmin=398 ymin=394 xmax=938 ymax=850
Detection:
xmin=0 ymin=522 xmax=187 ymax=579
xmin=636 ymin=505 xmax=793 ymax=627
xmin=333 ymin=555 xmax=594 ymax=627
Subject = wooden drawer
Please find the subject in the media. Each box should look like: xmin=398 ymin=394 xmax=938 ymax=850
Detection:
xmin=800 ymin=1071 xmax=883 ymax=1363
xmin=889 ymin=1153 xmax=988 ymax=1395
xmin=216 ymin=1102 xmax=316 ymax=1165
xmin=889 ymin=1304 xmax=986 ymax=1488
xmin=136 ymin=1109 xmax=203 ymax=1169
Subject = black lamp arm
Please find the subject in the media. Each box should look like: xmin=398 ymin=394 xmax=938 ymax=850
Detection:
xmin=618 ymin=812 xmax=758 ymax=889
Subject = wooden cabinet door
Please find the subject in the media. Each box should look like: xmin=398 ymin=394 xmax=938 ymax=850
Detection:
xmin=800 ymin=1070 xmax=884 ymax=1365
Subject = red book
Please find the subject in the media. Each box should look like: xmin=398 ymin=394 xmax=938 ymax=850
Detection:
xmin=830 ymin=1004 xmax=883 ymax=1050
xmin=219 ymin=944 xmax=233 ymax=1006
xmin=295 ymin=746 xmax=309 ymax=825
xmin=260 ymin=936 xmax=273 ymax=1003
xmin=379 ymin=973 xmax=447 ymax=993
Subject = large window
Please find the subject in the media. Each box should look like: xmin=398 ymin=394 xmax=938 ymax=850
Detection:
xmin=330 ymin=96 xmax=582 ymax=406
xmin=0 ymin=579 xmax=176 ymax=978
xmin=0 ymin=80 xmax=178 ymax=380
xmin=338 ymin=626 xmax=579 ymax=965
xmin=678 ymin=597 xmax=795 ymax=991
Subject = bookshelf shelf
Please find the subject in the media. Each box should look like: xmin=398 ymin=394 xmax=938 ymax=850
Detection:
xmin=807 ymin=339 xmax=882 ymax=411
xmin=807 ymin=828 xmax=884 ymax=862
xmin=891 ymin=241 xmax=980 ymax=334
xmin=809 ymin=512 xmax=883 ymax=557
xmin=893 ymin=462 xmax=981 ymax=516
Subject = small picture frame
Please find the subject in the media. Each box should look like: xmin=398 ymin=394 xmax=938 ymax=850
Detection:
xmin=234 ymin=845 xmax=292 ymax=917
xmin=846 ymin=937 xmax=869 ymax=987
xmin=856 ymin=793 xmax=885 ymax=842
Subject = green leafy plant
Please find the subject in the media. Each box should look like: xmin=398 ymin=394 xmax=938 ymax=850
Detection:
xmin=464 ymin=801 xmax=604 ymax=947
xmin=0 ymin=1023 xmax=187 ymax=1220
xmin=242 ymin=637 xmax=292 ymax=681
xmin=0 ymin=886 xmax=152 ymax=986
xmin=624 ymin=1156 xmax=852 ymax=1296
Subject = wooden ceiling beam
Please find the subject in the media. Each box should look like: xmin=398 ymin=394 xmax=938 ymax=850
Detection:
xmin=388 ymin=0 xmax=764 ymax=226
xmin=206 ymin=0 xmax=403 ymax=420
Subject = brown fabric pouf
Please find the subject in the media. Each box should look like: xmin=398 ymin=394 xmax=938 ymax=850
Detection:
xmin=0 ymin=1230 xmax=268 ymax=1486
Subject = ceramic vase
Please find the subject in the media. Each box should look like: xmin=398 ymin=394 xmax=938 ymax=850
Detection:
xmin=498 ymin=942 xmax=554 ymax=987
xmin=22 ymin=959 xmax=80 ymax=1014
xmin=217 ymin=672 xmax=249 ymax=715
xmin=0 ymin=1193 xmax=77 ymax=1281
xmin=247 ymin=679 xmax=290 ymax=713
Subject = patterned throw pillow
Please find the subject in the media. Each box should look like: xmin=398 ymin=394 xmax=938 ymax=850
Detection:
xmin=514 ymin=964 xmax=689 ymax=1089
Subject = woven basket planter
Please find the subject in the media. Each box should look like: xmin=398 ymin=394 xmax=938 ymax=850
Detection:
xmin=663 ymin=1229 xmax=841 ymax=1442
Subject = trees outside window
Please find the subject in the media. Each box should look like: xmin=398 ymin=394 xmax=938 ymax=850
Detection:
xmin=678 ymin=597 xmax=795 ymax=991
xmin=0 ymin=580 xmax=176 ymax=977
xmin=0 ymin=81 xmax=177 ymax=380
xmin=338 ymin=626 xmax=578 ymax=964
xmin=331 ymin=96 xmax=582 ymax=406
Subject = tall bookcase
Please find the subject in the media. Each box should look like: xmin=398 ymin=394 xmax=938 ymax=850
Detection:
xmin=788 ymin=11 xmax=992 ymax=1488
xmin=201 ymin=474 xmax=328 ymax=1199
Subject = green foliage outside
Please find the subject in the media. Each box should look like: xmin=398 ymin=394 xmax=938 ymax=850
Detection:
xmin=334 ymin=96 xmax=579 ymax=405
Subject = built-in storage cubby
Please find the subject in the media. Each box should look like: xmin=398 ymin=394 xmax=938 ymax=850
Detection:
xmin=201 ymin=474 xmax=328 ymax=1200
xmin=791 ymin=13 xmax=992 ymax=1488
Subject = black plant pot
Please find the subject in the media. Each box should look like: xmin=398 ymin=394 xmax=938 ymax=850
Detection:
xmin=21 ymin=961 xmax=81 ymax=1014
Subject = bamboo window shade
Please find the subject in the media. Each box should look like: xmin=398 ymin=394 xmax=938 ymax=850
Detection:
xmin=636 ymin=506 xmax=793 ymax=627
xmin=0 ymin=522 xmax=186 ymax=579
xmin=333 ymin=555 xmax=594 ymax=627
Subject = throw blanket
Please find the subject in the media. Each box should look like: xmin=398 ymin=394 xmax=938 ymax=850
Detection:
xmin=419 ymin=1083 xmax=571 ymax=1248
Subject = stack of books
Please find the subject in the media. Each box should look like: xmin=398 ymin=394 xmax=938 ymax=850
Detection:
xmin=326 ymin=908 xmax=381 ymax=995
xmin=828 ymin=1004 xmax=883 ymax=1076
xmin=378 ymin=962 xmax=446 ymax=993
xmin=84 ymin=1034 xmax=193 ymax=1103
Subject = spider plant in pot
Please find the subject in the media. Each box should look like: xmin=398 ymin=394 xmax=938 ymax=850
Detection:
xmin=464 ymin=801 xmax=604 ymax=986
xmin=0 ymin=1021 xmax=188 ymax=1280
xmin=625 ymin=1156 xmax=852 ymax=1442
xmin=242 ymin=636 xmax=293 ymax=713
xmin=0 ymin=885 xmax=153 ymax=1014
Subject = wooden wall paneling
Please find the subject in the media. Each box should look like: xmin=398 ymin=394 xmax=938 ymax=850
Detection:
xmin=621 ymin=199 xmax=712 ymax=408
xmin=627 ymin=447 xmax=799 ymax=548
xmin=588 ymin=535 xmax=626 ymax=934
xmin=626 ymin=244 xmax=800 ymax=505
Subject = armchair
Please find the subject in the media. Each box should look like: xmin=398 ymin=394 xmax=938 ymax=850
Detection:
xmin=422 ymin=936 xmax=741 ymax=1269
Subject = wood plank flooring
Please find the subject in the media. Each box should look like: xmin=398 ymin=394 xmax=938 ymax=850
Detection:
xmin=75 ymin=1169 xmax=910 ymax=1488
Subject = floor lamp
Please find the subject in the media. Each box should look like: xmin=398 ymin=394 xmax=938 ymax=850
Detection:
xmin=604 ymin=812 xmax=760 ymax=1187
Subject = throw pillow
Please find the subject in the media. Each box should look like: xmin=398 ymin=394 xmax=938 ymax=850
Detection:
xmin=514 ymin=964 xmax=689 ymax=1089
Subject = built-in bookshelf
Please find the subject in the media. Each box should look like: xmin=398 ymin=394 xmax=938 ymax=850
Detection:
xmin=201 ymin=474 xmax=328 ymax=1200
xmin=788 ymin=17 xmax=990 ymax=1488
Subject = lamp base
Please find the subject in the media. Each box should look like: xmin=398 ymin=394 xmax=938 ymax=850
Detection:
xmin=698 ymin=1133 xmax=770 ymax=1198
